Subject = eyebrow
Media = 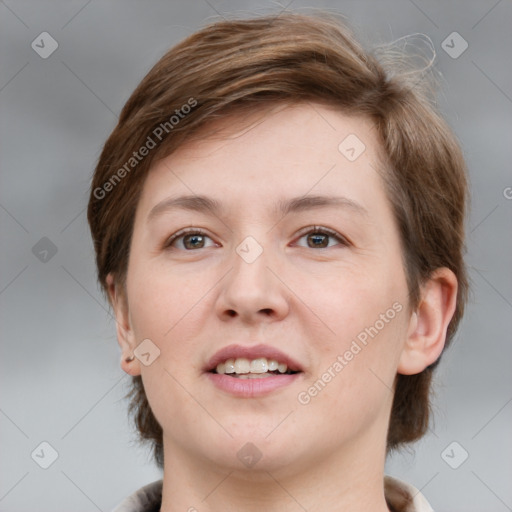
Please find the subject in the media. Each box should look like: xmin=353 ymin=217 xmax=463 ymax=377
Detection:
xmin=147 ymin=194 xmax=368 ymax=222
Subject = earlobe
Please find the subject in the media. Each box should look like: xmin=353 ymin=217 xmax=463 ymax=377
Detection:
xmin=121 ymin=354 xmax=140 ymax=376
xmin=398 ymin=268 xmax=458 ymax=375
xmin=106 ymin=273 xmax=141 ymax=376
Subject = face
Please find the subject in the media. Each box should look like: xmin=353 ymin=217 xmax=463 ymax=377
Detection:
xmin=117 ymin=103 xmax=415 ymax=476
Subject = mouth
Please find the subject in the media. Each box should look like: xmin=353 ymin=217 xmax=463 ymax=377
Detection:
xmin=205 ymin=344 xmax=304 ymax=397
xmin=210 ymin=357 xmax=300 ymax=379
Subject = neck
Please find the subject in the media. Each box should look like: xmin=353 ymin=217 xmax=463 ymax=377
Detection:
xmin=159 ymin=430 xmax=391 ymax=512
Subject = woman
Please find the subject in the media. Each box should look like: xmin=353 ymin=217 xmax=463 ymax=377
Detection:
xmin=88 ymin=12 xmax=468 ymax=512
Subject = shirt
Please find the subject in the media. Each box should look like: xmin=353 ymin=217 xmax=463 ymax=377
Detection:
xmin=111 ymin=475 xmax=434 ymax=512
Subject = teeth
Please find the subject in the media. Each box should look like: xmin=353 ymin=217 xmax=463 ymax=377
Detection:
xmin=237 ymin=373 xmax=274 ymax=379
xmin=215 ymin=357 xmax=290 ymax=375
xmin=268 ymin=360 xmax=279 ymax=371
xmin=234 ymin=358 xmax=250 ymax=374
xmin=278 ymin=363 xmax=287 ymax=373
xmin=250 ymin=358 xmax=268 ymax=373
xmin=224 ymin=359 xmax=235 ymax=374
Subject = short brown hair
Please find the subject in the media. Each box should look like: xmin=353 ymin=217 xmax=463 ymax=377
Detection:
xmin=87 ymin=12 xmax=468 ymax=468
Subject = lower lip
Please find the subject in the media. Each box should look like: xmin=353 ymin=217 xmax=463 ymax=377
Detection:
xmin=206 ymin=372 xmax=301 ymax=398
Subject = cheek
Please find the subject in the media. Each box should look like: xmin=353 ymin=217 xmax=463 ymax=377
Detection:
xmin=296 ymin=259 xmax=410 ymax=404
xmin=296 ymin=306 xmax=407 ymax=438
xmin=298 ymin=262 xmax=406 ymax=339
xmin=127 ymin=260 xmax=206 ymax=335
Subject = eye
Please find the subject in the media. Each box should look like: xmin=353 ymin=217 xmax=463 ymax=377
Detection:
xmin=165 ymin=228 xmax=217 ymax=250
xmin=294 ymin=226 xmax=349 ymax=249
xmin=164 ymin=226 xmax=349 ymax=251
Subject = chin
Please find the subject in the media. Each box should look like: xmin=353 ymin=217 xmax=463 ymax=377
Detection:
xmin=201 ymin=429 xmax=306 ymax=475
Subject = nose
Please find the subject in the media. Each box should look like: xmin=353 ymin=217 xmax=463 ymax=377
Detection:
xmin=215 ymin=239 xmax=290 ymax=324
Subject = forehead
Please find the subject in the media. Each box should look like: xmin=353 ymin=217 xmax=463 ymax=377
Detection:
xmin=138 ymin=102 xmax=387 ymax=216
xmin=168 ymin=102 xmax=378 ymax=163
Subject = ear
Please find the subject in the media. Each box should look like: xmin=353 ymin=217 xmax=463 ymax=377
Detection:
xmin=106 ymin=273 xmax=141 ymax=376
xmin=398 ymin=268 xmax=458 ymax=375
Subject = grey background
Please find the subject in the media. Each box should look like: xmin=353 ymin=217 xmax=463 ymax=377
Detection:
xmin=1 ymin=1 xmax=511 ymax=511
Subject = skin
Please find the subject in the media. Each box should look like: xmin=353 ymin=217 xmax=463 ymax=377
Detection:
xmin=108 ymin=103 xmax=457 ymax=512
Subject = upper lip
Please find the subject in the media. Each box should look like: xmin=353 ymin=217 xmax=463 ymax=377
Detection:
xmin=205 ymin=344 xmax=304 ymax=373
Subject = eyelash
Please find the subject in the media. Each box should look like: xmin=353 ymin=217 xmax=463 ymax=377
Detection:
xmin=164 ymin=226 xmax=349 ymax=250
